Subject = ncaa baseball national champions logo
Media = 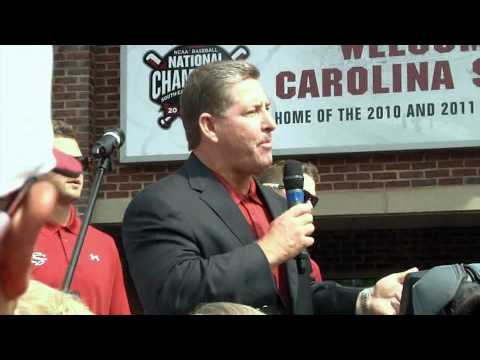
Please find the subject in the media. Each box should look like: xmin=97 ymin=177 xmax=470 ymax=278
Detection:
xmin=144 ymin=45 xmax=250 ymax=129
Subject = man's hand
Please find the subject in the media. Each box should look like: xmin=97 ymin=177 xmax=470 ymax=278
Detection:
xmin=362 ymin=267 xmax=419 ymax=315
xmin=257 ymin=202 xmax=314 ymax=268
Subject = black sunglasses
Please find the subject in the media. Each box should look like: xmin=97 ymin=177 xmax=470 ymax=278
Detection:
xmin=303 ymin=190 xmax=319 ymax=208
xmin=274 ymin=184 xmax=319 ymax=208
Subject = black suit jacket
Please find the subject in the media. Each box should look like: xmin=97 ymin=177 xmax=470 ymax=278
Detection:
xmin=122 ymin=154 xmax=361 ymax=314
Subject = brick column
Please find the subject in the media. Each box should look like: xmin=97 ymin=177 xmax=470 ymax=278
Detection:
xmin=52 ymin=45 xmax=96 ymax=215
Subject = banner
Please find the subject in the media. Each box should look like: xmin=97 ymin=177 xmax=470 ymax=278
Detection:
xmin=120 ymin=45 xmax=480 ymax=162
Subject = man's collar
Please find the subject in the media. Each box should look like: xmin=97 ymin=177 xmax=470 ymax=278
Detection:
xmin=42 ymin=205 xmax=80 ymax=235
xmin=186 ymin=153 xmax=262 ymax=205
xmin=212 ymin=172 xmax=262 ymax=206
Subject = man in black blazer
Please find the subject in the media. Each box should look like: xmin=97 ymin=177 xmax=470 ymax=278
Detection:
xmin=122 ymin=60 xmax=415 ymax=315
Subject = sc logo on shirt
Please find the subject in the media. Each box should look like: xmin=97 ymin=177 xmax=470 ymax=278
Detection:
xmin=31 ymin=252 xmax=48 ymax=266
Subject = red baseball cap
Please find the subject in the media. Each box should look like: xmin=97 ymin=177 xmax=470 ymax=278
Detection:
xmin=52 ymin=148 xmax=83 ymax=178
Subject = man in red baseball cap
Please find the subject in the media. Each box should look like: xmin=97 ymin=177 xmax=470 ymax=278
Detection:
xmin=31 ymin=120 xmax=131 ymax=315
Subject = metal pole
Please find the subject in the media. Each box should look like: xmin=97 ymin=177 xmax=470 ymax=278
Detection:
xmin=62 ymin=156 xmax=111 ymax=293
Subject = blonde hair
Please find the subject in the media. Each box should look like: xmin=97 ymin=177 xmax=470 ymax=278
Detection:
xmin=192 ymin=302 xmax=265 ymax=315
xmin=14 ymin=280 xmax=93 ymax=315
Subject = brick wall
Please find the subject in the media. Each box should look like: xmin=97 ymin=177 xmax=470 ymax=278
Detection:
xmin=52 ymin=45 xmax=95 ymax=214
xmin=312 ymin=150 xmax=480 ymax=191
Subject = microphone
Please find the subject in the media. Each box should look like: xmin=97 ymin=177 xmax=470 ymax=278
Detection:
xmin=283 ymin=160 xmax=310 ymax=274
xmin=283 ymin=160 xmax=304 ymax=207
xmin=90 ymin=128 xmax=125 ymax=158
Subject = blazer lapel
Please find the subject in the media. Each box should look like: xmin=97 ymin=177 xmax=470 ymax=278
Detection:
xmin=186 ymin=154 xmax=257 ymax=246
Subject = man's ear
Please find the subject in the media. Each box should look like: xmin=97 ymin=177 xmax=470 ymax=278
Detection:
xmin=0 ymin=181 xmax=57 ymax=303
xmin=198 ymin=113 xmax=219 ymax=143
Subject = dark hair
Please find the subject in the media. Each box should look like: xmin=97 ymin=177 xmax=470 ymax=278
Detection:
xmin=257 ymin=160 xmax=320 ymax=185
xmin=180 ymin=60 xmax=260 ymax=150
xmin=52 ymin=119 xmax=76 ymax=139
xmin=450 ymin=282 xmax=480 ymax=315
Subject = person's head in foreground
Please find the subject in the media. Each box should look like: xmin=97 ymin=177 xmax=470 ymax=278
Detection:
xmin=192 ymin=302 xmax=265 ymax=315
xmin=15 ymin=280 xmax=93 ymax=315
